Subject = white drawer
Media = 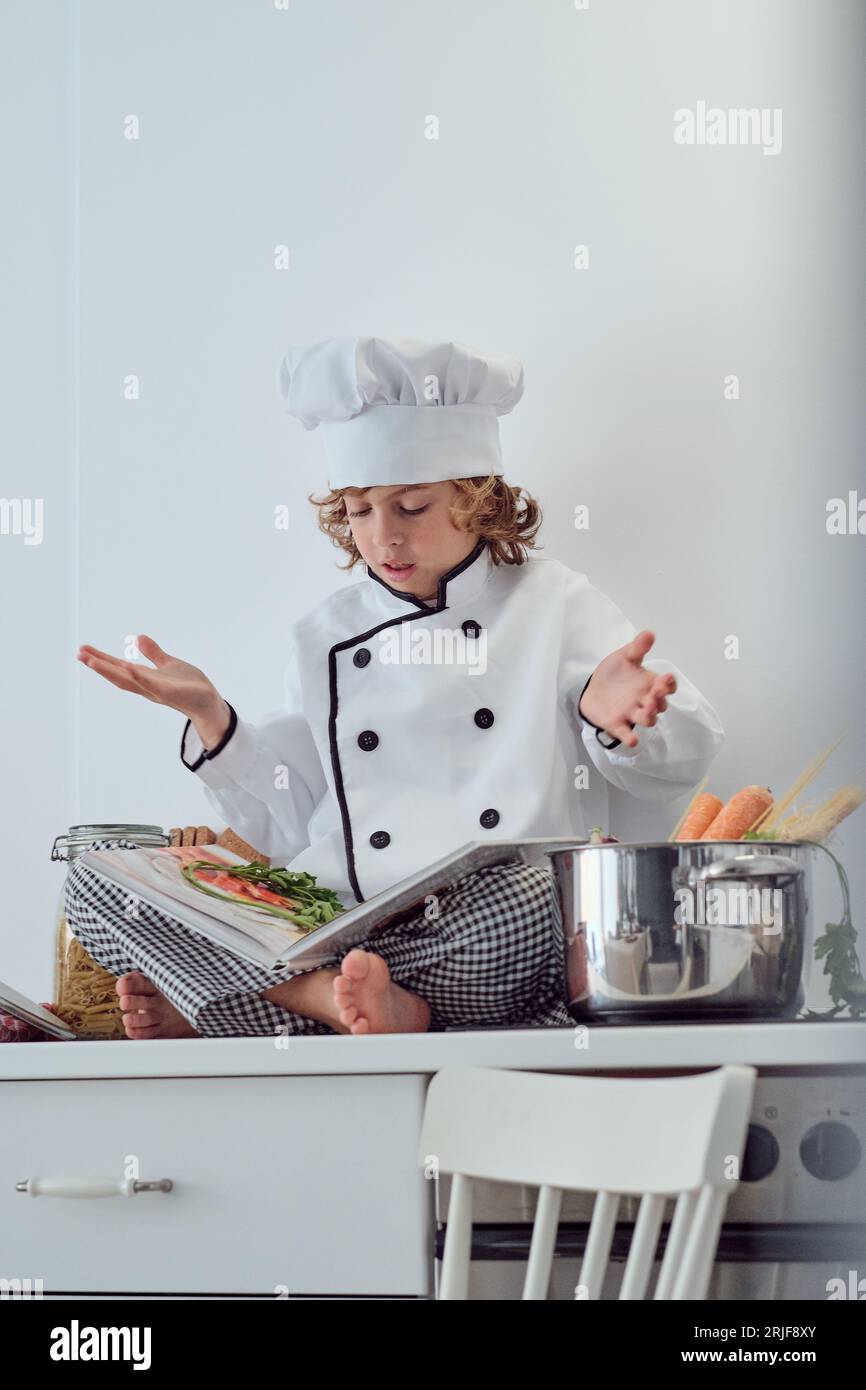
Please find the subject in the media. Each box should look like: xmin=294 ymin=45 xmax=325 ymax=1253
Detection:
xmin=0 ymin=1075 xmax=434 ymax=1296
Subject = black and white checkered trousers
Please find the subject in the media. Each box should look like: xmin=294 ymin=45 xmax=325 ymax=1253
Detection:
xmin=63 ymin=840 xmax=572 ymax=1036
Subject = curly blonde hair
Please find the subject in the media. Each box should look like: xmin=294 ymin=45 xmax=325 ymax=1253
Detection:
xmin=307 ymin=476 xmax=543 ymax=571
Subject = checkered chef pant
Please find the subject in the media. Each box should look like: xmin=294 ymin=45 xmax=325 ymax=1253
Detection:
xmin=63 ymin=841 xmax=573 ymax=1037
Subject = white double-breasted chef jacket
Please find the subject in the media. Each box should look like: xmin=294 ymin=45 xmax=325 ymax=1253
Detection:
xmin=181 ymin=539 xmax=725 ymax=908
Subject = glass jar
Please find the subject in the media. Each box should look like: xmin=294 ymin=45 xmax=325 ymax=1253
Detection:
xmin=51 ymin=823 xmax=169 ymax=1039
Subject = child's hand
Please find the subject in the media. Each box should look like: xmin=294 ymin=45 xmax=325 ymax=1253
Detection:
xmin=78 ymin=635 xmax=229 ymax=736
xmin=578 ymin=631 xmax=677 ymax=748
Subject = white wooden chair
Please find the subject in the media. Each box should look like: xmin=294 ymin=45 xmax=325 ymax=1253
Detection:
xmin=419 ymin=1064 xmax=757 ymax=1300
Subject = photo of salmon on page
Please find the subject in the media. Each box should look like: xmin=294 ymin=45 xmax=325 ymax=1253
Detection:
xmin=76 ymin=843 xmax=346 ymax=970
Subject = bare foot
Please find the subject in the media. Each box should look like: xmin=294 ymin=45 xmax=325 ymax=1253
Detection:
xmin=332 ymin=949 xmax=431 ymax=1035
xmin=116 ymin=971 xmax=200 ymax=1040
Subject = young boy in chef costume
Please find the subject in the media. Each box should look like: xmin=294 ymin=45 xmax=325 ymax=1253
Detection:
xmin=66 ymin=336 xmax=724 ymax=1040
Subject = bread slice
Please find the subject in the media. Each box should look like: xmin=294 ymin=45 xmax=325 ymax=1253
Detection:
xmin=216 ymin=826 xmax=270 ymax=867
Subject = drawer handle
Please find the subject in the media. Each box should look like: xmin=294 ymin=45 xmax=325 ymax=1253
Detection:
xmin=15 ymin=1177 xmax=173 ymax=1198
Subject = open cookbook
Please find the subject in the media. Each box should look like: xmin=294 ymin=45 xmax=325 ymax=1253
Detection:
xmin=75 ymin=837 xmax=584 ymax=972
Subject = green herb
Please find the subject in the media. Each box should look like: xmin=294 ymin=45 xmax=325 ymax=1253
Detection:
xmin=762 ymin=839 xmax=866 ymax=1021
xmin=181 ymin=860 xmax=345 ymax=934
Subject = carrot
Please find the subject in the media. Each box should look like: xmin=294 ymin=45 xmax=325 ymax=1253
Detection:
xmin=675 ymin=793 xmax=725 ymax=841
xmin=701 ymin=786 xmax=774 ymax=841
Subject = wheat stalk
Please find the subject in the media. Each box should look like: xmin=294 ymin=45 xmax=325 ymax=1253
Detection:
xmin=774 ymin=787 xmax=865 ymax=842
xmin=755 ymin=738 xmax=845 ymax=836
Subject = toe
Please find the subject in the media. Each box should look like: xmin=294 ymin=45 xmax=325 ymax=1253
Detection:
xmin=117 ymin=993 xmax=157 ymax=1013
xmin=340 ymin=948 xmax=372 ymax=980
xmin=122 ymin=1009 xmax=159 ymax=1028
xmin=350 ymin=1017 xmax=370 ymax=1035
xmin=116 ymin=971 xmax=157 ymax=996
xmin=123 ymin=1018 xmax=161 ymax=1039
xmin=338 ymin=1004 xmax=359 ymax=1026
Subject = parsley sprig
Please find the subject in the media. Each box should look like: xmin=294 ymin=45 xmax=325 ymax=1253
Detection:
xmin=181 ymin=860 xmax=345 ymax=933
xmin=744 ymin=834 xmax=865 ymax=1018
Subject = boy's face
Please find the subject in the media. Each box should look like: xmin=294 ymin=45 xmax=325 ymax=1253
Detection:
xmin=343 ymin=479 xmax=479 ymax=603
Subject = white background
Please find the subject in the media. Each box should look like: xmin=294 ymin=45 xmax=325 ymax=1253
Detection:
xmin=1 ymin=0 xmax=863 ymax=1005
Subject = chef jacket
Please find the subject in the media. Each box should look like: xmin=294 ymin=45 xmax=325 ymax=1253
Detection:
xmin=180 ymin=538 xmax=725 ymax=907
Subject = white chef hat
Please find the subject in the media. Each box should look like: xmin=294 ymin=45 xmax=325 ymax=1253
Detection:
xmin=276 ymin=335 xmax=524 ymax=489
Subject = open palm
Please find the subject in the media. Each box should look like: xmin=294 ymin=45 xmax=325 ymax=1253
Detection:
xmin=77 ymin=635 xmax=220 ymax=721
xmin=578 ymin=630 xmax=677 ymax=748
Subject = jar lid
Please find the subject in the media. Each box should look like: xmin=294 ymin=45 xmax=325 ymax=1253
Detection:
xmin=51 ymin=823 xmax=169 ymax=862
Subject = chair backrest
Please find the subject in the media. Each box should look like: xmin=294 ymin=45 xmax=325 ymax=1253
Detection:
xmin=419 ymin=1064 xmax=757 ymax=1300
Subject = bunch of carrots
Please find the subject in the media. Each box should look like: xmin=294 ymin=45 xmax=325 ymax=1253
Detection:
xmin=673 ymin=786 xmax=773 ymax=841
xmin=669 ymin=740 xmax=865 ymax=844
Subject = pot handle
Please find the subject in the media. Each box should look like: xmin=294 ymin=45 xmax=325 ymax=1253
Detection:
xmin=687 ymin=853 xmax=803 ymax=885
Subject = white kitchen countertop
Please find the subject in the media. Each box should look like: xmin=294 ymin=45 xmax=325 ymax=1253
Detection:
xmin=1 ymin=1020 xmax=864 ymax=1080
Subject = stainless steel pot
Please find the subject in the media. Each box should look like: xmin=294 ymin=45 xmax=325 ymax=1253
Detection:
xmin=547 ymin=840 xmax=812 ymax=1021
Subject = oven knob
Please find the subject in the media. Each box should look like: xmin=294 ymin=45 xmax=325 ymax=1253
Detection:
xmin=799 ymin=1122 xmax=862 ymax=1181
xmin=740 ymin=1124 xmax=780 ymax=1182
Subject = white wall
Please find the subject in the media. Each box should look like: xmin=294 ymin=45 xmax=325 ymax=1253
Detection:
xmin=2 ymin=0 xmax=863 ymax=1008
xmin=0 ymin=1 xmax=79 ymax=999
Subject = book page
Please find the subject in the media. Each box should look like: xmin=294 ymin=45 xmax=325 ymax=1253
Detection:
xmin=80 ymin=846 xmax=312 ymax=954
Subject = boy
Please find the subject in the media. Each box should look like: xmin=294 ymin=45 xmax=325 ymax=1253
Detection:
xmin=70 ymin=336 xmax=723 ymax=1039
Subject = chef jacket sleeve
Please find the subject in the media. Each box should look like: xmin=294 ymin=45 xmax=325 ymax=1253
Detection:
xmin=178 ymin=649 xmax=327 ymax=865
xmin=559 ymin=569 xmax=725 ymax=802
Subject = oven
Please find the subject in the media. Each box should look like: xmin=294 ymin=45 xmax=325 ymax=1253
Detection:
xmin=435 ymin=1059 xmax=866 ymax=1300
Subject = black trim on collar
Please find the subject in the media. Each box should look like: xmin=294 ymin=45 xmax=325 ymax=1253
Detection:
xmin=180 ymin=703 xmax=238 ymax=772
xmin=366 ymin=537 xmax=488 ymax=612
xmin=366 ymin=570 xmax=429 ymax=611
